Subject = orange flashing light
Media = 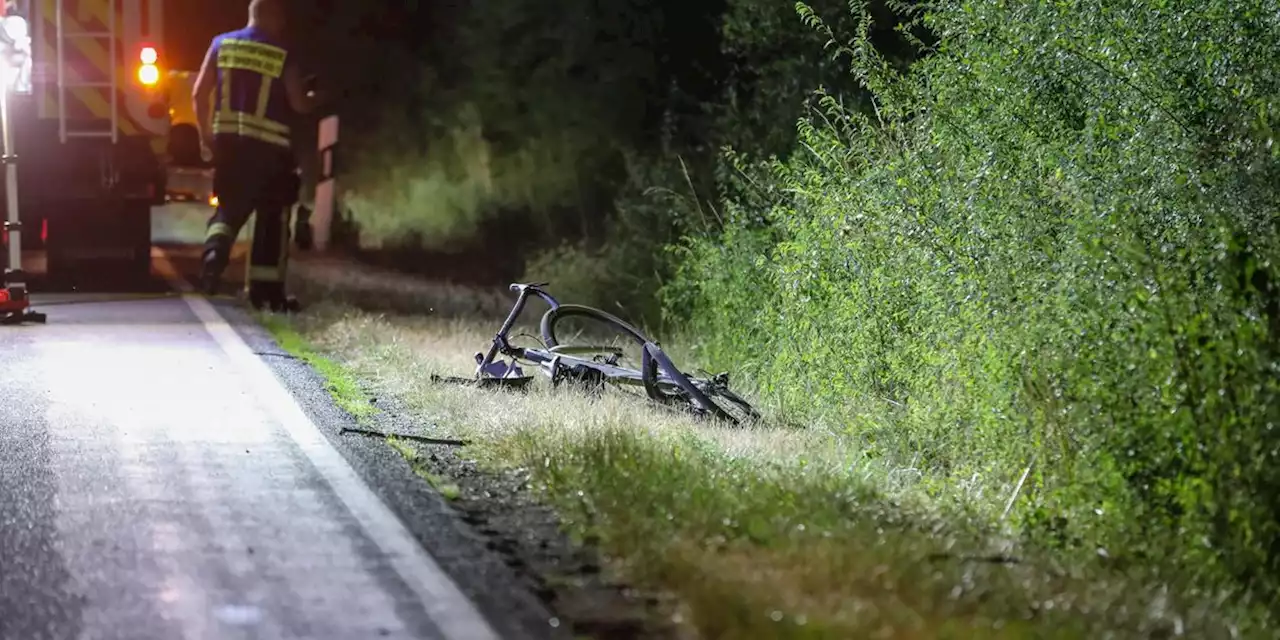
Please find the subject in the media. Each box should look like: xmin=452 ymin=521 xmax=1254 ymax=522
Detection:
xmin=138 ymin=45 xmax=160 ymax=86
xmin=138 ymin=64 xmax=159 ymax=86
xmin=209 ymin=194 xmax=219 ymax=207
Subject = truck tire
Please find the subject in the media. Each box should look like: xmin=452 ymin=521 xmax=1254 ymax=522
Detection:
xmin=123 ymin=200 xmax=153 ymax=284
xmin=45 ymin=200 xmax=152 ymax=289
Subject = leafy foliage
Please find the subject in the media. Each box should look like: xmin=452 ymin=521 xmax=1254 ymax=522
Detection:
xmin=673 ymin=0 xmax=1280 ymax=597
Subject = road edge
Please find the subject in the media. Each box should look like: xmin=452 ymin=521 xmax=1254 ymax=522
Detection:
xmin=154 ymin=249 xmax=563 ymax=640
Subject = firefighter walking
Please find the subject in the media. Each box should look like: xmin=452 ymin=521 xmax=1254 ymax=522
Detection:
xmin=191 ymin=0 xmax=316 ymax=310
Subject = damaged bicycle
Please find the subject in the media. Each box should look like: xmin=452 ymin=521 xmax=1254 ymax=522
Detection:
xmin=436 ymin=282 xmax=758 ymax=426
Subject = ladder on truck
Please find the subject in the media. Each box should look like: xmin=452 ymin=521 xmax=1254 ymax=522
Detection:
xmin=54 ymin=0 xmax=119 ymax=144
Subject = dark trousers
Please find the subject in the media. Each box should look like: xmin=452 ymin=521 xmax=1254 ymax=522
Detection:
xmin=203 ymin=136 xmax=298 ymax=305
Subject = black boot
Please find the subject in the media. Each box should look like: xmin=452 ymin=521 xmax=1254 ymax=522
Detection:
xmin=249 ymin=280 xmax=301 ymax=313
xmin=200 ymin=251 xmax=225 ymax=296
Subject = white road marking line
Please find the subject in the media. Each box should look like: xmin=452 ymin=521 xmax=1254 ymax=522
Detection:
xmin=153 ymin=249 xmax=500 ymax=640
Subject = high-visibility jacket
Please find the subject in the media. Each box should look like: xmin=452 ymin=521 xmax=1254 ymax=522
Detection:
xmin=210 ymin=26 xmax=293 ymax=149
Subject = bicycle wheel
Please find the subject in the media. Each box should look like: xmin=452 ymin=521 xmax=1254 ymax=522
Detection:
xmin=641 ymin=342 xmax=750 ymax=425
xmin=696 ymin=384 xmax=760 ymax=425
xmin=541 ymin=305 xmax=654 ymax=397
xmin=540 ymin=304 xmax=652 ymax=348
xmin=639 ymin=341 xmax=695 ymax=406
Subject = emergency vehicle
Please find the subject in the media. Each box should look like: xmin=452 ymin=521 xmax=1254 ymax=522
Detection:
xmin=3 ymin=0 xmax=170 ymax=286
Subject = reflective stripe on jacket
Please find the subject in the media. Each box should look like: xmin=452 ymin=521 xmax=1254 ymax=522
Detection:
xmin=210 ymin=27 xmax=292 ymax=148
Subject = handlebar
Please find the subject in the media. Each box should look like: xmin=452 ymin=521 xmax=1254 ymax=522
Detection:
xmin=509 ymin=282 xmax=550 ymax=293
xmin=508 ymin=282 xmax=559 ymax=310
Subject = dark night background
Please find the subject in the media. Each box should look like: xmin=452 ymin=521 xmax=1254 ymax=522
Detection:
xmin=167 ymin=1 xmax=400 ymax=83
xmin=165 ymin=0 xmax=244 ymax=69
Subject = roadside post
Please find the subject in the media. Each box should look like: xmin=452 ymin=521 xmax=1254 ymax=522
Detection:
xmin=312 ymin=115 xmax=338 ymax=252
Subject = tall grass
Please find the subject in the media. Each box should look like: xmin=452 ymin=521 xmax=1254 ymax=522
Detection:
xmin=669 ymin=0 xmax=1280 ymax=599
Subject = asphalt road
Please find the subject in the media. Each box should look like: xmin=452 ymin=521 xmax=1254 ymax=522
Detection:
xmin=0 ymin=240 xmax=554 ymax=639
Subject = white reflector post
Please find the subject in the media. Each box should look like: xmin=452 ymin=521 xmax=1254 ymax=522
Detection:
xmin=313 ymin=115 xmax=338 ymax=252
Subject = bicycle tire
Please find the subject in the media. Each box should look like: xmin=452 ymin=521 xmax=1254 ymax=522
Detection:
xmin=642 ymin=342 xmax=743 ymax=425
xmin=640 ymin=341 xmax=690 ymax=405
xmin=542 ymin=305 xmax=755 ymax=425
xmin=541 ymin=304 xmax=662 ymax=399
xmin=697 ymin=385 xmax=760 ymax=425
xmin=540 ymin=304 xmax=652 ymax=349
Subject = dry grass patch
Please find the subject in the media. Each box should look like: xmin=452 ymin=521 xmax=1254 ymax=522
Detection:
xmin=280 ymin=297 xmax=861 ymax=472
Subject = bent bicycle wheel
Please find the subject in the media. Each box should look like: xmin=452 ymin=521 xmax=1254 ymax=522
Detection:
xmin=641 ymin=342 xmax=751 ymax=425
xmin=541 ymin=304 xmax=654 ymax=396
xmin=540 ymin=304 xmax=652 ymax=348
xmin=698 ymin=385 xmax=760 ymax=425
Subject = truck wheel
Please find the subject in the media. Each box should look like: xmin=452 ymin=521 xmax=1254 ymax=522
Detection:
xmin=125 ymin=201 xmax=153 ymax=284
xmin=44 ymin=236 xmax=75 ymax=290
xmin=45 ymin=201 xmax=153 ymax=290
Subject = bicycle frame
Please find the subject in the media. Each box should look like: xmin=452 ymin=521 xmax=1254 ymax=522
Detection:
xmin=473 ymin=283 xmax=686 ymax=395
xmin=474 ymin=282 xmax=560 ymax=379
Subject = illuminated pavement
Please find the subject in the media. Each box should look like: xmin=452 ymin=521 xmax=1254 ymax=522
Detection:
xmin=0 ymin=232 xmax=517 ymax=638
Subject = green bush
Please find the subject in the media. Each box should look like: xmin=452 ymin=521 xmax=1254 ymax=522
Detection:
xmin=521 ymin=152 xmax=709 ymax=326
xmin=339 ymin=104 xmax=590 ymax=249
xmin=518 ymin=0 xmax=885 ymax=327
xmin=671 ymin=0 xmax=1280 ymax=596
xmin=714 ymin=0 xmax=896 ymax=158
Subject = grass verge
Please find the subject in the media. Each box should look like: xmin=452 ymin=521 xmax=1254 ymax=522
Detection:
xmin=385 ymin=437 xmax=463 ymax=501
xmin=256 ymin=265 xmax=1271 ymax=639
xmin=258 ymin=313 xmax=380 ymax=424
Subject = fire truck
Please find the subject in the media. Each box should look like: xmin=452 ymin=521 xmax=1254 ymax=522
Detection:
xmin=4 ymin=0 xmax=169 ymax=288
